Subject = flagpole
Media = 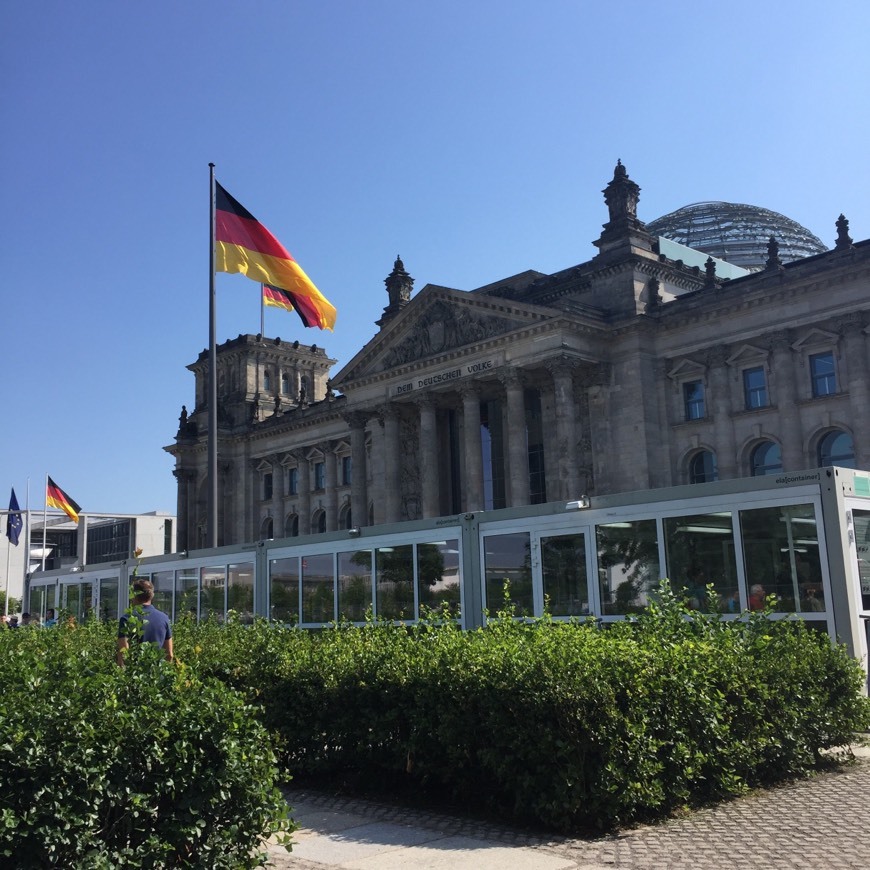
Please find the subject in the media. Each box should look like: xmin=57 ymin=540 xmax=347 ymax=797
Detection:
xmin=41 ymin=474 xmax=48 ymax=572
xmin=23 ymin=479 xmax=30 ymax=614
xmin=207 ymin=163 xmax=218 ymax=549
xmin=3 ymin=518 xmax=9 ymax=616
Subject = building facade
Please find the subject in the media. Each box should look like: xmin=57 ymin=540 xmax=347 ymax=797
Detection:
xmin=166 ymin=163 xmax=869 ymax=550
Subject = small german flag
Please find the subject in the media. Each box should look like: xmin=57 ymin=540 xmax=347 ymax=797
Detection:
xmin=215 ymin=182 xmax=337 ymax=331
xmin=263 ymin=284 xmax=321 ymax=328
xmin=46 ymin=476 xmax=81 ymax=523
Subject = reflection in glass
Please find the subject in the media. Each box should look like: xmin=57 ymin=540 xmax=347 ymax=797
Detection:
xmin=64 ymin=584 xmax=80 ymax=620
xmin=302 ymin=553 xmax=334 ymax=623
xmin=99 ymin=578 xmax=119 ymax=622
xmin=151 ymin=571 xmax=174 ymax=620
xmin=484 ymin=532 xmax=532 ymax=616
xmin=739 ymin=503 xmax=824 ymax=613
xmin=176 ymin=570 xmax=199 ymax=621
xmin=418 ymin=540 xmax=461 ymax=617
xmin=270 ymin=557 xmax=300 ymax=623
xmin=663 ymin=513 xmax=738 ymax=612
xmin=200 ymin=566 xmax=226 ymax=621
xmin=541 ymin=534 xmax=588 ymax=616
xmin=376 ymin=545 xmax=414 ymax=619
xmin=338 ymin=550 xmax=372 ymax=621
xmin=597 ymin=520 xmax=660 ymax=615
xmin=228 ymin=562 xmax=255 ymax=623
xmin=854 ymin=510 xmax=870 ymax=611
xmin=29 ymin=586 xmax=46 ymax=619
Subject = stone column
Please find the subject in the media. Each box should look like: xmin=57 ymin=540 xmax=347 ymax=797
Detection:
xmin=769 ymin=332 xmax=803 ymax=470
xmin=173 ymin=469 xmax=195 ymax=552
xmin=707 ymin=346 xmax=736 ymax=479
xmin=500 ymin=369 xmax=529 ymax=507
xmin=270 ymin=455 xmax=283 ymax=537
xmin=295 ymin=451 xmax=311 ymax=535
xmin=369 ymin=413 xmax=387 ymax=526
xmin=460 ymin=386 xmax=483 ymax=511
xmin=346 ymin=412 xmax=369 ymax=528
xmin=324 ymin=444 xmax=338 ymax=531
xmin=382 ymin=406 xmax=402 ymax=523
xmin=417 ymin=397 xmax=439 ymax=518
xmin=546 ymin=358 xmax=578 ymax=501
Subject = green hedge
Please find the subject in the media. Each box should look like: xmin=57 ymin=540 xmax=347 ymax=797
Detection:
xmin=0 ymin=621 xmax=293 ymax=868
xmin=178 ymin=586 xmax=870 ymax=831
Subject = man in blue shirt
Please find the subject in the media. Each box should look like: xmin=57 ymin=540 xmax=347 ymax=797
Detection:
xmin=116 ymin=579 xmax=173 ymax=666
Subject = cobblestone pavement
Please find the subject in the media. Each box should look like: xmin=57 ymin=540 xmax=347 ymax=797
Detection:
xmin=267 ymin=753 xmax=870 ymax=869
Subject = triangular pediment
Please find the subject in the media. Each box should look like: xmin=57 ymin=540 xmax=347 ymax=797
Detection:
xmin=333 ymin=285 xmax=559 ymax=386
xmin=726 ymin=343 xmax=769 ymax=366
xmin=791 ymin=328 xmax=838 ymax=351
xmin=668 ymin=358 xmax=706 ymax=381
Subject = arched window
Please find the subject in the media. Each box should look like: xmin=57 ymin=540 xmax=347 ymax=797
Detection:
xmin=339 ymin=504 xmax=352 ymax=530
xmin=284 ymin=514 xmax=299 ymax=537
xmin=260 ymin=517 xmax=274 ymax=540
xmin=313 ymin=510 xmax=326 ymax=534
xmin=817 ymin=430 xmax=855 ymax=468
xmin=281 ymin=372 xmax=290 ymax=395
xmin=750 ymin=441 xmax=782 ymax=476
xmin=263 ymin=370 xmax=272 ymax=392
xmin=689 ymin=450 xmax=718 ymax=484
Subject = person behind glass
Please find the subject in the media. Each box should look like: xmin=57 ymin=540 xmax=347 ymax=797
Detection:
xmin=44 ymin=608 xmax=58 ymax=627
xmin=117 ymin=579 xmax=173 ymax=666
xmin=748 ymin=584 xmax=767 ymax=610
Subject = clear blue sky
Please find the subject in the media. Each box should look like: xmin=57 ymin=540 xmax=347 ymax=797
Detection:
xmin=1 ymin=0 xmax=868 ymax=516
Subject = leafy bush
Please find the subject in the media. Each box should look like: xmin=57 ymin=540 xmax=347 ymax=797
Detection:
xmin=0 ymin=620 xmax=293 ymax=868
xmin=179 ymin=588 xmax=870 ymax=831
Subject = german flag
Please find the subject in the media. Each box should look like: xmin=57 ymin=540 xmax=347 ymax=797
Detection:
xmin=263 ymin=284 xmax=321 ymax=328
xmin=46 ymin=476 xmax=81 ymax=523
xmin=215 ymin=182 xmax=336 ymax=331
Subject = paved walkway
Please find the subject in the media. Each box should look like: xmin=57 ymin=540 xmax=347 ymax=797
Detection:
xmin=267 ymin=748 xmax=870 ymax=869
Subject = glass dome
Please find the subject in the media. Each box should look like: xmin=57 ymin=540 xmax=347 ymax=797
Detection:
xmin=646 ymin=202 xmax=827 ymax=271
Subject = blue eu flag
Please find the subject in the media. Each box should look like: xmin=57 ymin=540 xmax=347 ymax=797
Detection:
xmin=6 ymin=488 xmax=22 ymax=546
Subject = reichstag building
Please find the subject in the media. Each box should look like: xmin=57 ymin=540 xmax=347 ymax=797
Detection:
xmin=166 ymin=162 xmax=868 ymax=550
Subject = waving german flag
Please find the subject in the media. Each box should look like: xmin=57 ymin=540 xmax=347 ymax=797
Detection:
xmin=46 ymin=476 xmax=81 ymax=523
xmin=215 ymin=182 xmax=336 ymax=331
xmin=263 ymin=284 xmax=321 ymax=328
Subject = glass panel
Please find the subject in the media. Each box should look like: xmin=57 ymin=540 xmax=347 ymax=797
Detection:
xmin=810 ymin=351 xmax=836 ymax=396
xmin=751 ymin=442 xmax=782 ymax=476
xmin=854 ymin=510 xmax=870 ymax=611
xmin=542 ymin=533 xmax=589 ymax=616
xmin=483 ymin=532 xmax=533 ymax=616
xmin=176 ymin=569 xmax=199 ymax=621
xmin=683 ymin=381 xmax=705 ymax=420
xmin=99 ymin=578 xmax=119 ymax=622
xmin=818 ymin=430 xmax=855 ymax=468
xmin=80 ymin=583 xmax=94 ymax=621
xmin=338 ymin=550 xmax=372 ymax=621
xmin=270 ymin=556 xmax=300 ymax=623
xmin=227 ymin=562 xmax=255 ymax=623
xmin=418 ymin=540 xmax=461 ymax=617
xmin=64 ymin=584 xmax=80 ymax=620
xmin=376 ymin=544 xmax=414 ymax=620
xmin=739 ymin=504 xmax=824 ymax=613
xmin=200 ymin=566 xmax=226 ymax=622
xmin=597 ymin=519 xmax=660 ymax=615
xmin=663 ymin=513 xmax=739 ymax=612
xmin=28 ymin=586 xmax=46 ymax=620
xmin=301 ymin=553 xmax=334 ymax=623
xmin=152 ymin=571 xmax=174 ymax=620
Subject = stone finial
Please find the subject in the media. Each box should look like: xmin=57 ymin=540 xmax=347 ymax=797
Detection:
xmin=602 ymin=159 xmax=640 ymax=225
xmin=646 ymin=277 xmax=661 ymax=310
xmin=377 ymin=255 xmax=414 ymax=327
xmin=765 ymin=235 xmax=782 ymax=271
xmin=704 ymin=257 xmax=718 ymax=289
xmin=835 ymin=214 xmax=854 ymax=251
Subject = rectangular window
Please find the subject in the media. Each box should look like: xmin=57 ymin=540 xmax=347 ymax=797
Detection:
xmin=743 ymin=366 xmax=768 ymax=409
xmin=99 ymin=578 xmax=119 ymax=622
xmin=314 ymin=462 xmax=325 ymax=490
xmin=480 ymin=399 xmax=506 ymax=510
xmin=176 ymin=569 xmax=199 ymax=621
xmin=525 ymin=389 xmax=547 ymax=505
xmin=152 ymin=570 xmax=174 ymax=620
xmin=541 ymin=533 xmax=588 ymax=616
xmin=683 ymin=380 xmax=705 ymax=420
xmin=341 ymin=456 xmax=352 ymax=486
xmin=301 ymin=552 xmax=334 ymax=623
xmin=596 ymin=519 xmax=660 ymax=615
xmin=376 ymin=544 xmax=414 ymax=619
xmin=810 ymin=351 xmax=836 ymax=397
xmin=200 ymin=566 xmax=226 ymax=621
xmin=483 ymin=531 xmax=532 ymax=616
xmin=227 ymin=562 xmax=255 ymax=622
xmin=262 ymin=472 xmax=273 ymax=501
xmin=288 ymin=467 xmax=298 ymax=496
xmin=338 ymin=549 xmax=372 ymax=621
xmin=269 ymin=556 xmax=300 ymax=623
xmin=417 ymin=540 xmax=461 ymax=618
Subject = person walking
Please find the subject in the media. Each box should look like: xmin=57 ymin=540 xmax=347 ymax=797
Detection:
xmin=116 ymin=579 xmax=173 ymax=666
